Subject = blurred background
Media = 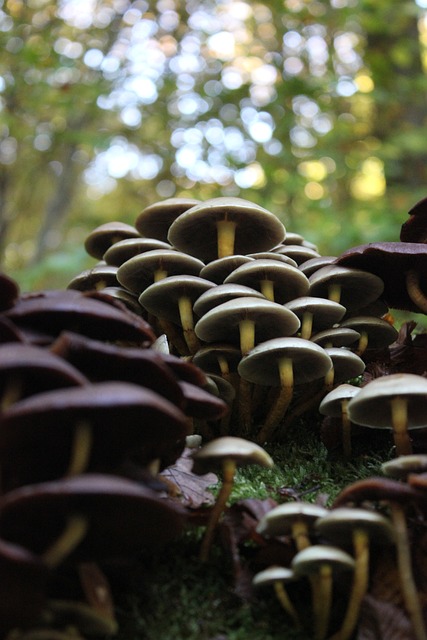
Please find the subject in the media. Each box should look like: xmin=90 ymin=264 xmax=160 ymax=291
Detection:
xmin=1 ymin=0 xmax=427 ymax=290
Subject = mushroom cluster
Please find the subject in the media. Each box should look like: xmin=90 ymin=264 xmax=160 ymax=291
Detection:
xmin=0 ymin=271 xmax=229 ymax=636
xmin=73 ymin=196 xmax=399 ymax=447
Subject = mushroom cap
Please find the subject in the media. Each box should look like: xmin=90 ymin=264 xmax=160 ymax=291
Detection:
xmin=309 ymin=264 xmax=384 ymax=312
xmin=135 ymin=197 xmax=201 ymax=241
xmin=247 ymin=252 xmax=298 ymax=268
xmin=335 ymin=242 xmax=427 ymax=312
xmin=191 ymin=436 xmax=274 ymax=474
xmin=167 ymin=197 xmax=286 ymax=261
xmin=381 ymin=454 xmax=427 ymax=480
xmin=194 ymin=297 xmax=300 ymax=346
xmin=0 ymin=272 xmax=19 ymax=311
xmin=311 ymin=327 xmax=361 ymax=349
xmin=284 ymin=296 xmax=346 ymax=331
xmin=348 ymin=373 xmax=427 ymax=429
xmin=224 ymin=260 xmax=310 ymax=304
xmin=323 ymin=347 xmax=365 ymax=384
xmin=339 ymin=315 xmax=398 ymax=350
xmin=192 ymin=343 xmax=242 ymax=374
xmin=319 ymin=384 xmax=361 ymax=417
xmin=401 ymin=196 xmax=427 ymax=243
xmin=291 ymin=544 xmax=355 ymax=576
xmin=256 ymin=502 xmax=328 ymax=537
xmin=315 ymin=507 xmax=395 ymax=546
xmin=138 ymin=275 xmax=216 ymax=325
xmin=104 ymin=238 xmax=172 ymax=266
xmin=199 ymin=255 xmax=254 ymax=284
xmin=117 ymin=249 xmax=204 ymax=294
xmin=178 ymin=380 xmax=228 ymax=420
xmin=193 ymin=283 xmax=265 ymax=317
xmin=273 ymin=244 xmax=321 ymax=265
xmin=84 ymin=222 xmax=141 ymax=259
xmin=238 ymin=337 xmax=333 ymax=386
xmin=67 ymin=265 xmax=119 ymax=292
xmin=299 ymin=256 xmax=337 ymax=278
xmin=0 ymin=474 xmax=187 ymax=560
xmin=4 ymin=290 xmax=155 ymax=345
xmin=253 ymin=565 xmax=297 ymax=587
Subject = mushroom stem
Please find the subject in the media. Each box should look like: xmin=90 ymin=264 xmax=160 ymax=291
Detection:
xmin=66 ymin=420 xmax=93 ymax=477
xmin=42 ymin=514 xmax=89 ymax=568
xmin=199 ymin=458 xmax=236 ymax=562
xmin=391 ymin=503 xmax=427 ymax=640
xmin=217 ymin=219 xmax=237 ymax=258
xmin=257 ymin=357 xmax=293 ymax=444
xmin=178 ymin=295 xmax=200 ymax=355
xmin=1 ymin=375 xmax=23 ymax=411
xmin=238 ymin=318 xmax=256 ymax=356
xmin=355 ymin=331 xmax=369 ymax=357
xmin=292 ymin=520 xmax=312 ymax=551
xmin=313 ymin=564 xmax=333 ymax=640
xmin=406 ymin=269 xmax=427 ymax=314
xmin=328 ymin=283 xmax=342 ymax=304
xmin=300 ymin=311 xmax=314 ymax=340
xmin=333 ymin=528 xmax=369 ymax=640
xmin=391 ymin=395 xmax=413 ymax=456
xmin=260 ymin=279 xmax=275 ymax=302
xmin=341 ymin=399 xmax=352 ymax=459
xmin=154 ymin=268 xmax=168 ymax=282
xmin=274 ymin=581 xmax=301 ymax=628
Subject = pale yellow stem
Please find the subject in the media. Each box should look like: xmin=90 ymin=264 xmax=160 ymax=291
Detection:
xmin=391 ymin=396 xmax=412 ymax=456
xmin=42 ymin=515 xmax=88 ymax=568
xmin=200 ymin=459 xmax=236 ymax=562
xmin=260 ymin=279 xmax=275 ymax=301
xmin=178 ymin=295 xmax=200 ymax=355
xmin=300 ymin=312 xmax=314 ymax=340
xmin=239 ymin=318 xmax=256 ymax=356
xmin=328 ymin=283 xmax=342 ymax=303
xmin=66 ymin=421 xmax=93 ymax=477
xmin=217 ymin=219 xmax=237 ymax=258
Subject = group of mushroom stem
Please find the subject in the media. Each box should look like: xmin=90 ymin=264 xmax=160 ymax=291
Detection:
xmin=76 ymin=195 xmax=405 ymax=448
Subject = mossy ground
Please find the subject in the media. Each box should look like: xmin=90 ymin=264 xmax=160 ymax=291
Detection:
xmin=110 ymin=417 xmax=392 ymax=640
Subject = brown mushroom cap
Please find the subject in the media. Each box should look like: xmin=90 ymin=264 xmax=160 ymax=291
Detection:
xmin=401 ymin=196 xmax=427 ymax=243
xmin=84 ymin=222 xmax=141 ymax=260
xmin=224 ymin=259 xmax=310 ymax=304
xmin=117 ymin=249 xmax=205 ymax=294
xmin=0 ymin=474 xmax=187 ymax=561
xmin=335 ymin=242 xmax=427 ymax=313
xmin=4 ymin=290 xmax=156 ymax=345
xmin=0 ymin=272 xmax=19 ymax=311
xmin=167 ymin=197 xmax=286 ymax=262
xmin=104 ymin=238 xmax=172 ymax=266
xmin=135 ymin=197 xmax=201 ymax=241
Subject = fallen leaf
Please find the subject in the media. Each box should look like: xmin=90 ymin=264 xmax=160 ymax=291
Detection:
xmin=160 ymin=447 xmax=218 ymax=508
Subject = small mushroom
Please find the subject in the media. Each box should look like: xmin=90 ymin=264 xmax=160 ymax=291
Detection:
xmin=309 ymin=264 xmax=384 ymax=313
xmin=134 ymin=197 xmax=201 ymax=242
xmin=347 ymin=373 xmax=427 ymax=456
xmin=338 ymin=315 xmax=398 ymax=356
xmin=319 ymin=384 xmax=361 ymax=458
xmin=291 ymin=545 xmax=355 ymax=640
xmin=103 ymin=237 xmax=172 ymax=266
xmin=382 ymin=454 xmax=427 ymax=480
xmin=284 ymin=296 xmax=346 ymax=340
xmin=192 ymin=436 xmax=273 ymax=561
xmin=256 ymin=502 xmax=328 ymax=551
xmin=252 ymin=565 xmax=301 ymax=628
xmin=84 ymin=222 xmax=140 ymax=260
xmin=199 ymin=255 xmax=254 ymax=284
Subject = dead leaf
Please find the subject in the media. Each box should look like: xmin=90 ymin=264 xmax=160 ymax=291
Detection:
xmin=160 ymin=447 xmax=218 ymax=508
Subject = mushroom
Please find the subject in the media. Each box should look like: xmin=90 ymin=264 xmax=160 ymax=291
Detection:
xmin=193 ymin=283 xmax=265 ymax=318
xmin=84 ymin=222 xmax=141 ymax=260
xmin=310 ymin=327 xmax=361 ymax=349
xmin=134 ymin=197 xmax=201 ymax=242
xmin=237 ymin=337 xmax=332 ymax=443
xmin=319 ymin=384 xmax=361 ymax=458
xmin=103 ymin=237 xmax=172 ymax=266
xmin=382 ymin=454 xmax=427 ymax=480
xmin=347 ymin=373 xmax=427 ymax=456
xmin=224 ymin=259 xmax=309 ymax=304
xmin=191 ymin=436 xmax=274 ymax=561
xmin=167 ymin=197 xmax=286 ymax=261
xmin=291 ymin=545 xmax=355 ymax=640
xmin=199 ymin=255 xmax=255 ymax=284
xmin=138 ymin=275 xmax=216 ymax=354
xmin=299 ymin=256 xmax=337 ymax=278
xmin=315 ymin=507 xmax=395 ymax=640
xmin=400 ymin=196 xmax=427 ymax=244
xmin=284 ymin=296 xmax=346 ymax=340
xmin=333 ymin=477 xmax=427 ymax=640
xmin=338 ymin=315 xmax=398 ymax=356
xmin=273 ymin=244 xmax=321 ymax=265
xmin=67 ymin=265 xmax=120 ymax=292
xmin=256 ymin=502 xmax=328 ymax=551
xmin=252 ymin=566 xmax=301 ymax=628
xmin=308 ymin=264 xmax=384 ymax=313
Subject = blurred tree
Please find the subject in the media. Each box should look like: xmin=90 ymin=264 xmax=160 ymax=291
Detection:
xmin=1 ymin=0 xmax=426 ymax=287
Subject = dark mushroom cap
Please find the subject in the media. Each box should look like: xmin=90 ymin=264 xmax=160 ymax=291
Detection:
xmin=135 ymin=197 xmax=201 ymax=242
xmin=167 ymin=197 xmax=286 ymax=261
xmin=0 ymin=474 xmax=187 ymax=560
xmin=0 ymin=343 xmax=88 ymax=399
xmin=84 ymin=222 xmax=141 ymax=260
xmin=192 ymin=343 xmax=242 ymax=374
xmin=311 ymin=327 xmax=361 ymax=349
xmin=117 ymin=249 xmax=205 ymax=294
xmin=178 ymin=380 xmax=228 ymax=420
xmin=335 ymin=242 xmax=427 ymax=312
xmin=4 ymin=290 xmax=155 ymax=345
xmin=0 ymin=381 xmax=190 ymax=482
xmin=400 ymin=196 xmax=427 ymax=243
xmin=333 ymin=476 xmax=424 ymax=507
xmin=50 ymin=331 xmax=184 ymax=406
xmin=0 ymin=537 xmax=49 ymax=634
xmin=0 ymin=272 xmax=19 ymax=311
